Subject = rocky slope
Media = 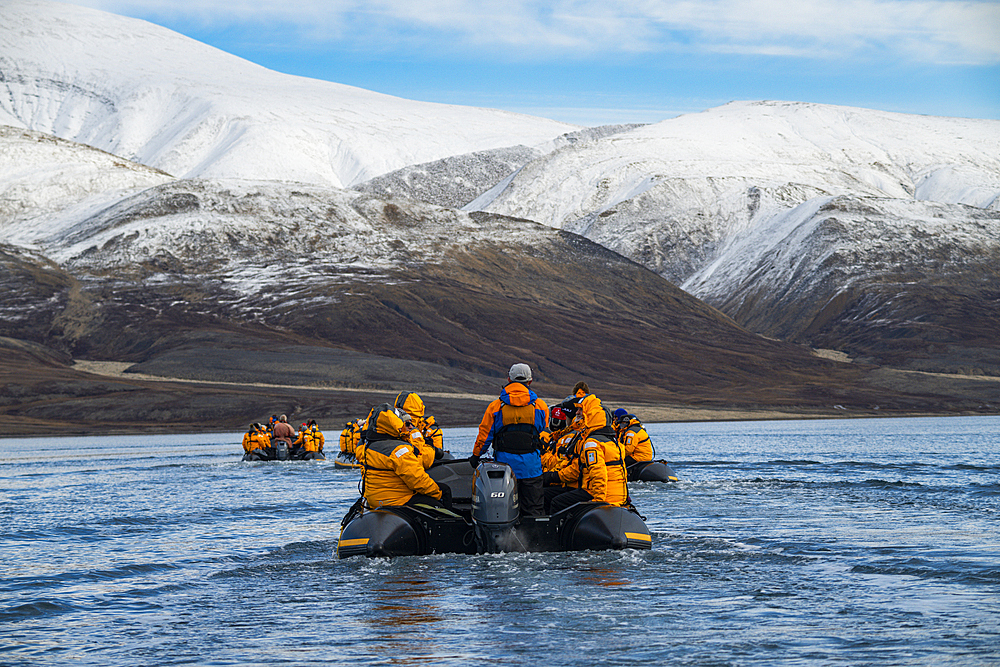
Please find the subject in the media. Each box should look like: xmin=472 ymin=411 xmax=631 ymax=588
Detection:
xmin=684 ymin=195 xmax=1000 ymax=374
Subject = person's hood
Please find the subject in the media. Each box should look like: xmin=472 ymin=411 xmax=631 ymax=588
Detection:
xmin=394 ymin=392 xmax=425 ymax=418
xmin=578 ymin=394 xmax=607 ymax=432
xmin=500 ymin=382 xmax=537 ymax=407
xmin=365 ymin=404 xmax=406 ymax=439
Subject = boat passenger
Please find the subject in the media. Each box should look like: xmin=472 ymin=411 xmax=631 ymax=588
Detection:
xmin=289 ymin=422 xmax=308 ymax=458
xmin=612 ymin=408 xmax=654 ymax=465
xmin=394 ymin=392 xmax=445 ymax=455
xmin=397 ymin=411 xmax=438 ymax=469
xmin=355 ymin=404 xmax=446 ymax=509
xmin=541 ymin=406 xmax=583 ymax=477
xmin=242 ymin=422 xmax=273 ymax=460
xmin=293 ymin=419 xmax=325 ymax=459
xmin=272 ymin=414 xmax=296 ymax=447
xmin=339 ymin=419 xmax=363 ymax=459
xmin=470 ymin=363 xmax=548 ymax=517
xmin=543 ymin=392 xmax=629 ymax=514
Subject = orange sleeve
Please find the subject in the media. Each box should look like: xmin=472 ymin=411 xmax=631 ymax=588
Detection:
xmin=390 ymin=443 xmax=441 ymax=499
xmin=557 ymin=450 xmax=581 ymax=485
xmin=473 ymin=399 xmax=500 ymax=456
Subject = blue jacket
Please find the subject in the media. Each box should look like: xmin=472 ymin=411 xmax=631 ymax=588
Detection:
xmin=473 ymin=382 xmax=549 ymax=479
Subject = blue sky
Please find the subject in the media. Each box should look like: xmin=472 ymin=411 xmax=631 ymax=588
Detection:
xmin=68 ymin=0 xmax=999 ymax=126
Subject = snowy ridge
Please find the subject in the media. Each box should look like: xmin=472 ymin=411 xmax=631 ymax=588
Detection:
xmin=471 ymin=101 xmax=1000 ymax=285
xmin=0 ymin=0 xmax=577 ymax=188
xmin=8 ymin=172 xmax=563 ymax=316
xmin=352 ymin=145 xmax=543 ymax=209
xmin=0 ymin=126 xmax=173 ymax=233
xmin=351 ymin=124 xmax=646 ymax=208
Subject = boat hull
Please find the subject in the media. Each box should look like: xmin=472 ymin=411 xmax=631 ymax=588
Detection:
xmin=242 ymin=445 xmax=325 ymax=462
xmin=337 ymin=501 xmax=651 ymax=558
xmin=333 ymin=452 xmax=362 ymax=469
xmin=627 ymin=460 xmax=679 ymax=482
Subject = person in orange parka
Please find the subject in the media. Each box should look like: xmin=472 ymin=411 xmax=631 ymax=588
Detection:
xmin=354 ymin=404 xmax=446 ymax=509
xmin=393 ymin=393 xmax=444 ymax=469
xmin=541 ymin=406 xmax=583 ymax=482
xmin=612 ymin=409 xmax=654 ymax=465
xmin=470 ymin=363 xmax=548 ymax=517
xmin=394 ymin=392 xmax=445 ymax=453
xmin=543 ymin=391 xmax=629 ymax=514
xmin=293 ymin=419 xmax=325 ymax=460
xmin=242 ymin=422 xmax=272 ymax=460
xmin=339 ymin=419 xmax=363 ymax=459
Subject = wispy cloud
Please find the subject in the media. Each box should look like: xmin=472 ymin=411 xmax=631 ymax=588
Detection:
xmin=77 ymin=0 xmax=1000 ymax=64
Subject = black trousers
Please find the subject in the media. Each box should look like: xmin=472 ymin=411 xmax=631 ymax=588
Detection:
xmin=518 ymin=476 xmax=545 ymax=517
xmin=547 ymin=487 xmax=594 ymax=515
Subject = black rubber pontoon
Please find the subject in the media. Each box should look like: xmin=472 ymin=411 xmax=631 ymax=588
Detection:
xmin=627 ymin=460 xmax=679 ymax=482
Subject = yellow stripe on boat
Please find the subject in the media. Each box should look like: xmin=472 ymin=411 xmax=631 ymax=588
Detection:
xmin=338 ymin=538 xmax=370 ymax=547
xmin=625 ymin=532 xmax=652 ymax=542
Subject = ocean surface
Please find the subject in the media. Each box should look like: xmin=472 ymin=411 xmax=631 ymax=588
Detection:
xmin=2 ymin=415 xmax=998 ymax=666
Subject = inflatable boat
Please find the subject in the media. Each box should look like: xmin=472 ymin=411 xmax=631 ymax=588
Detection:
xmin=337 ymin=459 xmax=652 ymax=558
xmin=333 ymin=452 xmax=363 ymax=469
xmin=628 ymin=460 xmax=679 ymax=482
xmin=242 ymin=441 xmax=325 ymax=462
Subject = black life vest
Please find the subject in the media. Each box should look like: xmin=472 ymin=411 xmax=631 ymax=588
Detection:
xmin=493 ymin=421 xmax=542 ymax=455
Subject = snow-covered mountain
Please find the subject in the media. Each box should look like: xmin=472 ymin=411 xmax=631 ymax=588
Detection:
xmin=466 ymin=101 xmax=1000 ymax=373
xmin=470 ymin=101 xmax=1000 ymax=282
xmin=3 ymin=123 xmax=888 ymax=409
xmin=0 ymin=0 xmax=577 ymax=188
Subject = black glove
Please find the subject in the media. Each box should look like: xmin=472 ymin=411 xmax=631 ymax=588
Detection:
xmin=438 ymin=483 xmax=453 ymax=509
xmin=542 ymin=471 xmax=560 ymax=486
xmin=434 ymin=447 xmax=445 ymax=460
xmin=468 ymin=454 xmax=481 ymax=468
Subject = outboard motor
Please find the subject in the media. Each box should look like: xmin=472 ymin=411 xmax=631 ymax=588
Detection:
xmin=471 ymin=462 xmax=520 ymax=552
xmin=275 ymin=440 xmax=289 ymax=461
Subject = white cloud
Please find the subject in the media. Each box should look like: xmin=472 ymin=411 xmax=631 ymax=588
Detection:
xmin=73 ymin=0 xmax=1000 ymax=64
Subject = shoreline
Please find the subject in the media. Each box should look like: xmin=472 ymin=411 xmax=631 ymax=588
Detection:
xmin=1 ymin=359 xmax=995 ymax=439
xmin=3 ymin=404 xmax=989 ymax=440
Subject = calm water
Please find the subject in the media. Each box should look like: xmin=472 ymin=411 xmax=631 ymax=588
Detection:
xmin=2 ymin=416 xmax=999 ymax=666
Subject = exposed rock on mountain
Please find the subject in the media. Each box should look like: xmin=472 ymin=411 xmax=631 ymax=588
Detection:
xmin=353 ymin=146 xmax=543 ymax=209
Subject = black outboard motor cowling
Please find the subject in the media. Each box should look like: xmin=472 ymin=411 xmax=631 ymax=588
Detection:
xmin=471 ymin=462 xmax=520 ymax=552
xmin=275 ymin=440 xmax=289 ymax=460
